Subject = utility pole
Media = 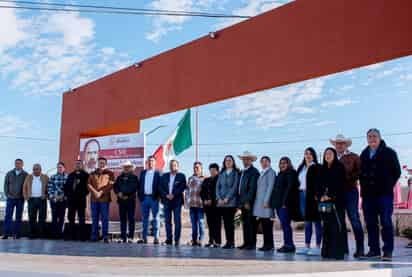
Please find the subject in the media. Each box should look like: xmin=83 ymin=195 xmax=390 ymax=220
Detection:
xmin=195 ymin=107 xmax=199 ymax=162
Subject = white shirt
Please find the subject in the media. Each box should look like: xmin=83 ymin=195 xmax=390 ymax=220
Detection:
xmin=261 ymin=167 xmax=269 ymax=176
xmin=169 ymin=174 xmax=176 ymax=194
xmin=31 ymin=175 xmax=42 ymax=197
xmin=337 ymin=150 xmax=349 ymax=160
xmin=298 ymin=163 xmax=314 ymax=191
xmin=239 ymin=166 xmax=251 ymax=194
xmin=144 ymin=170 xmax=155 ymax=195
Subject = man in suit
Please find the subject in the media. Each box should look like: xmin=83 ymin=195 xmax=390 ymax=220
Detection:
xmin=238 ymin=151 xmax=260 ymax=250
xmin=64 ymin=160 xmax=89 ymax=241
xmin=159 ymin=159 xmax=187 ymax=246
xmin=138 ymin=156 xmax=161 ymax=244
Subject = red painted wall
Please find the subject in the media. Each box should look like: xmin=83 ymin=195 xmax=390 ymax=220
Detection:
xmin=60 ymin=0 xmax=412 ymax=169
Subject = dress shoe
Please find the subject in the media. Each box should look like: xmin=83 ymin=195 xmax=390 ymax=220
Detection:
xmin=137 ymin=239 xmax=147 ymax=244
xmin=164 ymin=240 xmax=173 ymax=245
xmin=362 ymin=251 xmax=381 ymax=259
xmin=222 ymin=243 xmax=235 ymax=249
xmin=381 ymin=252 xmax=392 ymax=261
xmin=174 ymin=241 xmax=180 ymax=246
xmin=353 ymin=250 xmax=365 ymax=259
xmin=2 ymin=235 xmax=9 ymax=240
xmin=245 ymin=245 xmax=256 ymax=250
xmin=277 ymin=246 xmax=296 ymax=253
xmin=258 ymin=246 xmax=273 ymax=252
xmin=237 ymin=244 xmax=247 ymax=250
xmin=153 ymin=239 xmax=160 ymax=245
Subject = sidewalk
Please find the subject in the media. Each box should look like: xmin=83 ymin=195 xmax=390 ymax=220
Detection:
xmin=0 ymin=229 xmax=411 ymax=276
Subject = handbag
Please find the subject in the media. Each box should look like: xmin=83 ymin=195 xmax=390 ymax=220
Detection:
xmin=318 ymin=201 xmax=334 ymax=213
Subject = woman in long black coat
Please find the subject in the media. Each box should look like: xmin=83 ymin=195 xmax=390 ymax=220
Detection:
xmin=317 ymin=147 xmax=347 ymax=260
xmin=271 ymin=157 xmax=302 ymax=253
xmin=296 ymin=147 xmax=322 ymax=255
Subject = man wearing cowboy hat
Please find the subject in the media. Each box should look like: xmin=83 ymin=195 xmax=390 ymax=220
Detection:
xmin=330 ymin=134 xmax=364 ymax=258
xmin=114 ymin=160 xmax=139 ymax=243
xmin=237 ymin=151 xmax=260 ymax=250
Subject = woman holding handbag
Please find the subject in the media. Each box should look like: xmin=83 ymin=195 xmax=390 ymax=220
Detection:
xmin=318 ymin=147 xmax=347 ymax=260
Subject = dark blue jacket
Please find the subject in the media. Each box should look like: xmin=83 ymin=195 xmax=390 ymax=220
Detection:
xmin=138 ymin=170 xmax=161 ymax=202
xmin=159 ymin=172 xmax=187 ymax=207
xmin=113 ymin=172 xmax=139 ymax=200
xmin=360 ymin=140 xmax=401 ymax=198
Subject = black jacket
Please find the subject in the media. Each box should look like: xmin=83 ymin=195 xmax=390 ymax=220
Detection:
xmin=138 ymin=170 xmax=161 ymax=202
xmin=64 ymin=170 xmax=89 ymax=203
xmin=238 ymin=165 xmax=260 ymax=206
xmin=159 ymin=172 xmax=187 ymax=207
xmin=299 ymin=164 xmax=322 ymax=222
xmin=271 ymin=169 xmax=302 ymax=221
xmin=317 ymin=162 xmax=346 ymax=208
xmin=360 ymin=140 xmax=401 ymax=198
xmin=200 ymin=175 xmax=218 ymax=206
xmin=114 ymin=172 xmax=139 ymax=200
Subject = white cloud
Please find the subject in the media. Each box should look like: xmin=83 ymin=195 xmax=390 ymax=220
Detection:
xmin=224 ymin=78 xmax=325 ymax=129
xmin=0 ymin=9 xmax=131 ymax=96
xmin=291 ymin=106 xmax=315 ymax=114
xmin=400 ymin=74 xmax=412 ymax=81
xmin=321 ymin=99 xmax=355 ymax=107
xmin=314 ymin=120 xmax=335 ymax=127
xmin=216 ymin=0 xmax=289 ymax=29
xmin=340 ymin=84 xmax=354 ymax=91
xmin=0 ymin=8 xmax=27 ymax=52
xmin=145 ymin=0 xmax=195 ymax=42
xmin=145 ymin=0 xmax=292 ymax=42
xmin=0 ymin=114 xmax=30 ymax=136
xmin=46 ymin=13 xmax=95 ymax=47
xmin=362 ymin=62 xmax=384 ymax=70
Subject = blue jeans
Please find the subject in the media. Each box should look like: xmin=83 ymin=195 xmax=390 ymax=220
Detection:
xmin=50 ymin=200 xmax=66 ymax=239
xmin=141 ymin=196 xmax=160 ymax=241
xmin=91 ymin=202 xmax=110 ymax=240
xmin=344 ymin=188 xmax=364 ymax=251
xmin=118 ymin=199 xmax=136 ymax=240
xmin=189 ymin=207 xmax=205 ymax=242
xmin=277 ymin=207 xmax=294 ymax=248
xmin=362 ymin=195 xmax=394 ymax=254
xmin=300 ymin=190 xmax=322 ymax=246
xmin=3 ymin=198 xmax=24 ymax=236
xmin=164 ymin=205 xmax=182 ymax=242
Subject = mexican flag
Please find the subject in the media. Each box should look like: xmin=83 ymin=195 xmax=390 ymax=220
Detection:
xmin=153 ymin=109 xmax=192 ymax=171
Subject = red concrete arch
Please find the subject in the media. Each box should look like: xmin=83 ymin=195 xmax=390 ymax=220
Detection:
xmin=60 ymin=0 xmax=412 ymax=168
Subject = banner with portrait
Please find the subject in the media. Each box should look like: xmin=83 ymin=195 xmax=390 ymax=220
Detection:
xmin=80 ymin=133 xmax=145 ymax=175
xmin=79 ymin=133 xmax=145 ymax=221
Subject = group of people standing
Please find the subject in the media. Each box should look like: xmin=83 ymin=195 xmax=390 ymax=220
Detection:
xmin=2 ymin=128 xmax=402 ymax=261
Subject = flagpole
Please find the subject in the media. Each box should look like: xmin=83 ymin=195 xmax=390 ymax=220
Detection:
xmin=195 ymin=107 xmax=199 ymax=162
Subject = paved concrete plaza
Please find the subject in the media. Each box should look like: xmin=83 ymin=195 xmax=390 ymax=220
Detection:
xmin=0 ymin=232 xmax=411 ymax=276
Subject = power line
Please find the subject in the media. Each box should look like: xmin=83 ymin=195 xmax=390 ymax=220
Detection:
xmin=0 ymin=0 xmax=242 ymax=16
xmin=0 ymin=135 xmax=56 ymax=142
xmin=0 ymin=1 xmax=251 ymax=18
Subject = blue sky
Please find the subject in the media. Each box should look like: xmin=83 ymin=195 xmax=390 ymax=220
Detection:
xmin=0 ymin=0 xmax=411 ymax=187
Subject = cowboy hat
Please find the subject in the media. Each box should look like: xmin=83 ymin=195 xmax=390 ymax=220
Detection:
xmin=121 ymin=160 xmax=135 ymax=168
xmin=330 ymin=134 xmax=352 ymax=147
xmin=238 ymin=151 xmax=257 ymax=162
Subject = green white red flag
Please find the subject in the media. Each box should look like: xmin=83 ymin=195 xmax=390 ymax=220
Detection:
xmin=153 ymin=109 xmax=192 ymax=171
